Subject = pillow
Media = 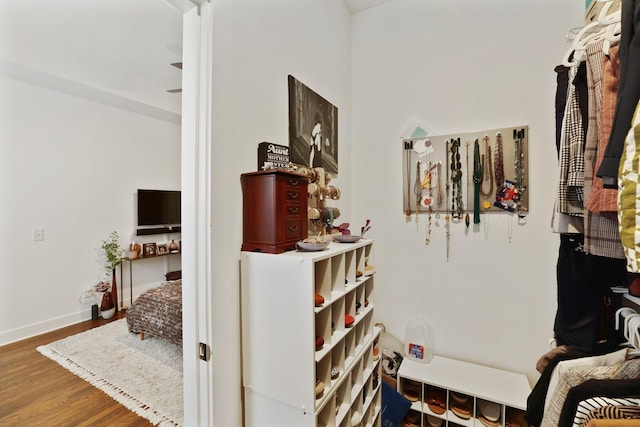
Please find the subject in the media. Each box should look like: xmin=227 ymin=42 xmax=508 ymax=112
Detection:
xmin=544 ymin=348 xmax=628 ymax=411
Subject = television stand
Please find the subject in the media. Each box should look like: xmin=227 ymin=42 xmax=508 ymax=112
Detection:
xmin=136 ymin=226 xmax=181 ymax=236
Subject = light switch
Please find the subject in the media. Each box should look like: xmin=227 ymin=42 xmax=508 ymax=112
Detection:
xmin=32 ymin=229 xmax=44 ymax=241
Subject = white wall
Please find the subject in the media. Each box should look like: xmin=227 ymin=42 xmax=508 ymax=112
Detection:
xmin=0 ymin=75 xmax=181 ymax=345
xmin=208 ymin=0 xmax=352 ymax=424
xmin=0 ymin=0 xmax=183 ymax=345
xmin=350 ymin=0 xmax=585 ymax=383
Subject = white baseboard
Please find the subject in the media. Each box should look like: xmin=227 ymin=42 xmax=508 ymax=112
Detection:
xmin=0 ymin=309 xmax=93 ymax=347
xmin=0 ymin=288 xmax=156 ymax=347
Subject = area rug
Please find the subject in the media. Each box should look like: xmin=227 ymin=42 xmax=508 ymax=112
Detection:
xmin=37 ymin=318 xmax=183 ymax=426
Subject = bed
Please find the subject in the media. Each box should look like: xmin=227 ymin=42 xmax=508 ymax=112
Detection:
xmin=126 ymin=280 xmax=182 ymax=347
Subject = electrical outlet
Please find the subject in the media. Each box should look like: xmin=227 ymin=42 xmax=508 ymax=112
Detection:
xmin=32 ymin=228 xmax=44 ymax=241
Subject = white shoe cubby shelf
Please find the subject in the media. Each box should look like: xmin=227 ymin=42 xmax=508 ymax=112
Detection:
xmin=241 ymin=239 xmax=382 ymax=427
xmin=397 ymin=356 xmax=531 ymax=427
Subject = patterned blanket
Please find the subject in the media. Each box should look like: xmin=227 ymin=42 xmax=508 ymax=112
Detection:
xmin=126 ymin=280 xmax=182 ymax=347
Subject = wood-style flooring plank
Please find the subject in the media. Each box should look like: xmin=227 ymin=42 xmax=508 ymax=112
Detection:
xmin=0 ymin=311 xmax=154 ymax=426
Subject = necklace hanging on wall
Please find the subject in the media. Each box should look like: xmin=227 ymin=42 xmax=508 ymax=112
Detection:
xmin=472 ymin=138 xmax=482 ymax=224
xmin=450 ymin=138 xmax=463 ymax=221
xmin=494 ymin=132 xmax=504 ymax=201
xmin=435 ymin=161 xmax=443 ymax=227
xmin=464 ymin=141 xmax=470 ymax=228
xmin=480 ymin=135 xmax=494 ymax=199
xmin=414 ymin=160 xmax=422 ymax=225
xmin=404 ymin=140 xmax=413 ymax=218
xmin=426 ymin=161 xmax=433 ymax=245
xmin=513 ymin=128 xmax=527 ymax=216
xmin=436 ymin=161 xmax=443 ymax=210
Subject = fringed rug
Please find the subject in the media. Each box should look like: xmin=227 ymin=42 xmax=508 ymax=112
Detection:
xmin=37 ymin=318 xmax=183 ymax=426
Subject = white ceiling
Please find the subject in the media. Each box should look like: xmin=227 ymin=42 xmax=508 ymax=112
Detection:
xmin=0 ymin=0 xmax=390 ymax=120
xmin=0 ymin=0 xmax=184 ymax=117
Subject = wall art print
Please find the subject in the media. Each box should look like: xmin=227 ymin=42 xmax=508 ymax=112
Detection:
xmin=288 ymin=75 xmax=338 ymax=175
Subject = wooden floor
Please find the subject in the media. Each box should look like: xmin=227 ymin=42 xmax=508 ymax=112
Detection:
xmin=0 ymin=311 xmax=153 ymax=426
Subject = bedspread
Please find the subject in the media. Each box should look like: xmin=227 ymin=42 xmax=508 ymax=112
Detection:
xmin=126 ymin=280 xmax=182 ymax=347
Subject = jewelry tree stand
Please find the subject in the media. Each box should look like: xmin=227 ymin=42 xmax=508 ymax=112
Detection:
xmin=300 ymin=166 xmax=341 ymax=238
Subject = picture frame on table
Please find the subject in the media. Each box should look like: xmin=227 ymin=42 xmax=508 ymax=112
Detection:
xmin=143 ymin=243 xmax=157 ymax=257
xmin=157 ymin=243 xmax=168 ymax=255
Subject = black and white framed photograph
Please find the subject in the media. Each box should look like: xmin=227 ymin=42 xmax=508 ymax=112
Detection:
xmin=288 ymin=75 xmax=338 ymax=175
xmin=157 ymin=243 xmax=168 ymax=255
xmin=143 ymin=242 xmax=157 ymax=257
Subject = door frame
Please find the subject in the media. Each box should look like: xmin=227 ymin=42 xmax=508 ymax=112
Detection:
xmin=172 ymin=0 xmax=215 ymax=425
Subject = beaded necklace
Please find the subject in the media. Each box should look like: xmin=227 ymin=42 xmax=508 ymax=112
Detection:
xmin=480 ymin=135 xmax=494 ymax=198
xmin=449 ymin=138 xmax=463 ymax=220
xmin=465 ymin=141 xmax=470 ymax=228
xmin=414 ymin=160 xmax=421 ymax=223
xmin=494 ymin=132 xmax=505 ymax=201
xmin=426 ymin=160 xmax=432 ymax=245
xmin=436 ymin=161 xmax=443 ymax=210
xmin=404 ymin=140 xmax=413 ymax=218
xmin=472 ymin=138 xmax=482 ymax=224
xmin=514 ymin=128 xmax=526 ymax=214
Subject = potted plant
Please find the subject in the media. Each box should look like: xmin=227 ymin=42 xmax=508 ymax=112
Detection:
xmin=99 ymin=230 xmax=124 ymax=313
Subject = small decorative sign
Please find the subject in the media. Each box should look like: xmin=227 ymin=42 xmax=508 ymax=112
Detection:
xmin=257 ymin=142 xmax=290 ymax=170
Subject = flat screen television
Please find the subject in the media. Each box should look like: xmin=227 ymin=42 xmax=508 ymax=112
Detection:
xmin=136 ymin=189 xmax=181 ymax=235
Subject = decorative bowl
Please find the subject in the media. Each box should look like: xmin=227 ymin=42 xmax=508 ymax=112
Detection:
xmin=296 ymin=240 xmax=330 ymax=252
xmin=101 ymin=307 xmax=116 ymax=319
xmin=333 ymin=235 xmax=362 ymax=243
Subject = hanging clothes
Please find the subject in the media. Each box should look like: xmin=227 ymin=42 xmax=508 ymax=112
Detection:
xmin=556 ymin=65 xmax=571 ymax=157
xmin=617 ymin=99 xmax=640 ymax=272
xmin=551 ymin=63 xmax=586 ymax=233
xmin=558 ymin=379 xmax=640 ymax=426
xmin=583 ymin=39 xmax=625 ymax=259
xmin=597 ymin=0 xmax=640 ymax=188
xmin=586 ymin=45 xmax=621 ymax=218
xmin=552 ymin=63 xmax=585 ymax=234
xmin=541 ymin=358 xmax=640 ymax=427
xmin=554 ymin=234 xmax=626 ymax=354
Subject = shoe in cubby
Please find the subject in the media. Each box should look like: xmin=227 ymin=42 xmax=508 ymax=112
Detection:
xmin=401 ymin=379 xmax=421 ymax=402
xmin=477 ymin=399 xmax=501 ymax=427
xmin=425 ymin=385 xmax=446 ymax=415
xmin=403 ymin=409 xmax=420 ymax=426
xmin=449 ymin=391 xmax=472 ymax=420
xmin=424 ymin=413 xmax=444 ymax=427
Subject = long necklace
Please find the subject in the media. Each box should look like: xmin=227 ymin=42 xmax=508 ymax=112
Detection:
xmin=414 ymin=160 xmax=421 ymax=224
xmin=514 ymin=128 xmax=526 ymax=214
xmin=426 ymin=161 xmax=432 ymax=245
xmin=465 ymin=141 xmax=470 ymax=228
xmin=436 ymin=161 xmax=443 ymax=210
xmin=494 ymin=132 xmax=505 ymax=201
xmin=405 ymin=140 xmax=412 ymax=218
xmin=472 ymin=138 xmax=482 ymax=224
xmin=480 ymin=135 xmax=494 ymax=198
xmin=450 ymin=138 xmax=463 ymax=220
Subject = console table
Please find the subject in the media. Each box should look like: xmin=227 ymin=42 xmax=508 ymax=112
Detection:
xmin=119 ymin=251 xmax=181 ymax=308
